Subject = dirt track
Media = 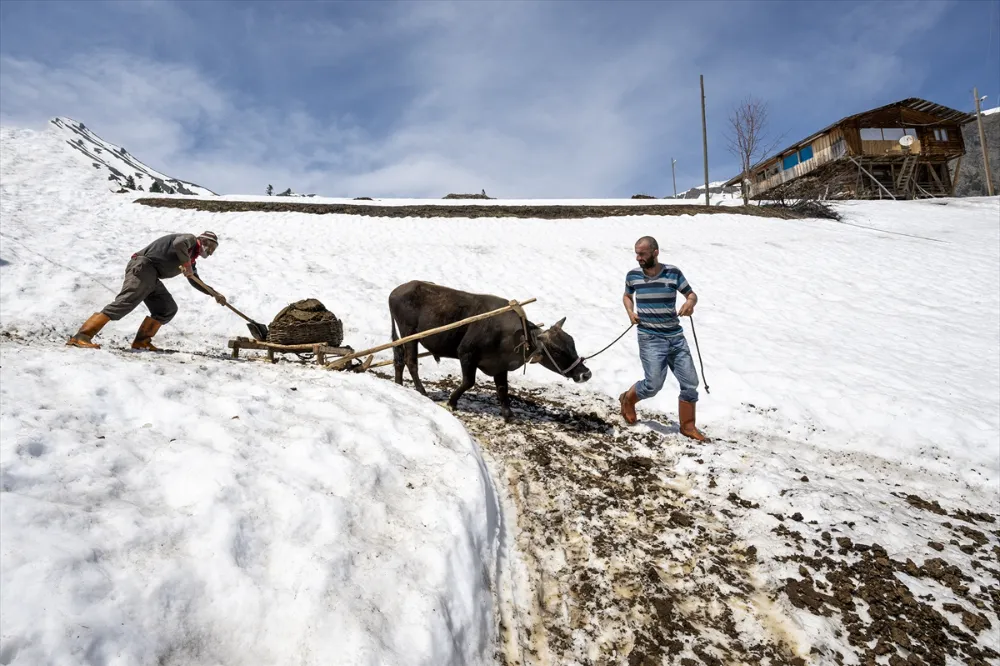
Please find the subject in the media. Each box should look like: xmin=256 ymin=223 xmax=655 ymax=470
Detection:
xmin=378 ymin=374 xmax=1000 ymax=666
xmin=132 ymin=197 xmax=810 ymax=220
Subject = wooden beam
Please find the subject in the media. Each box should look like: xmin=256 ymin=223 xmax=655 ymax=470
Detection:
xmin=950 ymin=156 xmax=963 ymax=196
xmin=927 ymin=163 xmax=946 ymax=192
xmin=326 ymin=298 xmax=537 ymax=371
xmin=368 ymin=351 xmax=436 ymax=369
xmin=226 ymin=338 xmax=354 ymax=355
xmin=848 ymin=157 xmax=896 ymax=200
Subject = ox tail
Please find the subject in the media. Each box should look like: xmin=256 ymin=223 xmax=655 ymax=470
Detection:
xmin=391 ymin=316 xmax=403 ymax=369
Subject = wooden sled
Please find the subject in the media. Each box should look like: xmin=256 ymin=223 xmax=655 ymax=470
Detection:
xmin=227 ymin=337 xmax=355 ymax=366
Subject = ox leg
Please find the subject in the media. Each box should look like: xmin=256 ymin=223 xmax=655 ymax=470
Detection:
xmin=403 ymin=342 xmax=427 ymax=395
xmin=448 ymin=355 xmax=478 ymax=411
xmin=494 ymin=372 xmax=513 ymax=421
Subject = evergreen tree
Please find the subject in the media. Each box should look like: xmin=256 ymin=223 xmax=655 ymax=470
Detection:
xmin=266 ymin=184 xmax=274 ymax=196
xmin=125 ymin=175 xmax=136 ymax=190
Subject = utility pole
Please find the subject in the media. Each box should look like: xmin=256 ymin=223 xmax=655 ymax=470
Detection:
xmin=671 ymin=158 xmax=678 ymax=198
xmin=973 ymin=87 xmax=995 ymax=196
xmin=700 ymin=75 xmax=710 ymax=206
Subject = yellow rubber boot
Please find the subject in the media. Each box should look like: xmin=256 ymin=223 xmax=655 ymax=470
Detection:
xmin=679 ymin=400 xmax=707 ymax=441
xmin=66 ymin=313 xmax=110 ymax=349
xmin=131 ymin=316 xmax=163 ymax=351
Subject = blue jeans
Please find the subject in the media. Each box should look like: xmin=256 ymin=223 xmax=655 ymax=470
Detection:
xmin=634 ymin=332 xmax=699 ymax=402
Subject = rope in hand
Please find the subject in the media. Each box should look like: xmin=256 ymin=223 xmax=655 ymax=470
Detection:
xmin=580 ymin=317 xmax=710 ymax=394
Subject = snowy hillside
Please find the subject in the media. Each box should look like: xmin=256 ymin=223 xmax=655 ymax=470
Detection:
xmin=2 ymin=120 xmax=999 ymax=665
xmin=1 ymin=124 xmax=502 ymax=665
xmin=50 ymin=117 xmax=216 ymax=196
xmin=674 ymin=179 xmax=742 ymax=201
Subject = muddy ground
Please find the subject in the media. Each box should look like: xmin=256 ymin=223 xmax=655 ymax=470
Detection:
xmin=132 ymin=197 xmax=816 ymax=220
xmin=368 ymin=372 xmax=999 ymax=666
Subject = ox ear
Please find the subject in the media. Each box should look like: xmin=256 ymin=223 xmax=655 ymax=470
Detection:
xmin=551 ymin=317 xmax=566 ymax=331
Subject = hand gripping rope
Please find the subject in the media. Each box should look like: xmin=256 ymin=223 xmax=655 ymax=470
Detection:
xmin=581 ymin=316 xmax=710 ymax=395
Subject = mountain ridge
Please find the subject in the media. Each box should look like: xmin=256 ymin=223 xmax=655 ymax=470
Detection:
xmin=50 ymin=117 xmax=216 ymax=196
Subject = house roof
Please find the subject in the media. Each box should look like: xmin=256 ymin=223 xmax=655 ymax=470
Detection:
xmin=723 ymin=98 xmax=977 ymax=186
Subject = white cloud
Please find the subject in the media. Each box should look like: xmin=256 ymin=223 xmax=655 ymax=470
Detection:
xmin=0 ymin=1 xmax=955 ymax=197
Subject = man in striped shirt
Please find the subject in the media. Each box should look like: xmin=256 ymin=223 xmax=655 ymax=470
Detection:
xmin=619 ymin=235 xmax=706 ymax=440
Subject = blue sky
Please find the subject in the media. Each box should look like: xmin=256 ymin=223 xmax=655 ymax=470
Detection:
xmin=2 ymin=0 xmax=998 ymax=197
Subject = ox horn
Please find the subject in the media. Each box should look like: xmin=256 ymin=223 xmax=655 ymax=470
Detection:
xmin=551 ymin=317 xmax=566 ymax=330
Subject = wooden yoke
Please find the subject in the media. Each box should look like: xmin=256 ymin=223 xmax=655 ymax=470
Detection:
xmin=508 ymin=298 xmax=532 ymax=362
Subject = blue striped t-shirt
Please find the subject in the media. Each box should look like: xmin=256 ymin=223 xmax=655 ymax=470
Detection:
xmin=625 ymin=264 xmax=692 ymax=337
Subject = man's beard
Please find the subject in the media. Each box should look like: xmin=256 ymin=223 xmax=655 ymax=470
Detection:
xmin=639 ymin=257 xmax=656 ymax=269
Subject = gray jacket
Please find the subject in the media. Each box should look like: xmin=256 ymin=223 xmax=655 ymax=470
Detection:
xmin=132 ymin=233 xmax=210 ymax=294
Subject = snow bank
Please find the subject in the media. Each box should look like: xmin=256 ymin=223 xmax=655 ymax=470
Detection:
xmin=0 ymin=346 xmax=500 ymax=666
xmin=1 ymin=126 xmax=502 ymax=665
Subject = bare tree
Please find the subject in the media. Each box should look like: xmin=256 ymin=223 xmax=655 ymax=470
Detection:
xmin=726 ymin=96 xmax=782 ymax=205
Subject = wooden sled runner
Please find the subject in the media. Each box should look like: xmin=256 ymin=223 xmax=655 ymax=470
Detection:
xmin=227 ymin=337 xmax=355 ymax=366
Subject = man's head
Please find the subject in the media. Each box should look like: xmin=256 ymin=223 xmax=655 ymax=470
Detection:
xmin=634 ymin=236 xmax=658 ymax=269
xmin=198 ymin=231 xmax=219 ymax=257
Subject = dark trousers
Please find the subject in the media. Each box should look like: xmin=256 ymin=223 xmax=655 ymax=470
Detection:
xmin=101 ymin=257 xmax=178 ymax=324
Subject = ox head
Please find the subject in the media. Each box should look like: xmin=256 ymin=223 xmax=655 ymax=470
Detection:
xmin=529 ymin=317 xmax=592 ymax=383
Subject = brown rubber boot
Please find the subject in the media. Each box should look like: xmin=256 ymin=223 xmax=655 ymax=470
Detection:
xmin=679 ymin=400 xmax=707 ymax=441
xmin=131 ymin=316 xmax=163 ymax=351
xmin=619 ymin=385 xmax=639 ymax=425
xmin=66 ymin=313 xmax=110 ymax=349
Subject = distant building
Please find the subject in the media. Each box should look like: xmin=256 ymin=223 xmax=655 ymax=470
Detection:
xmin=724 ymin=98 xmax=975 ymax=200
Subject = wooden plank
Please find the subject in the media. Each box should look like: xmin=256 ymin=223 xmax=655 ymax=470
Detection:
xmin=927 ymin=163 xmax=946 ymax=191
xmin=326 ymin=298 xmax=537 ymax=371
xmin=848 ymin=157 xmax=896 ymax=200
xmin=368 ymin=351 xmax=436 ymax=369
xmin=950 ymin=156 xmax=962 ymax=196
xmin=227 ymin=337 xmax=353 ymax=355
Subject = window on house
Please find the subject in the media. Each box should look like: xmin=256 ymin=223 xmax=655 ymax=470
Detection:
xmin=798 ymin=145 xmax=814 ymax=162
xmin=933 ymin=128 xmax=950 ymax=141
xmin=782 ymin=153 xmax=799 ymax=170
xmin=861 ymin=127 xmax=918 ymax=141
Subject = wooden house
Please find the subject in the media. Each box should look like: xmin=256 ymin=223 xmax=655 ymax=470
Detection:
xmin=725 ymin=98 xmax=975 ymax=200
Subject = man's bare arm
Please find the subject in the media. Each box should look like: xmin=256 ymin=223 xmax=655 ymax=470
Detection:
xmin=677 ymin=291 xmax=698 ymax=317
xmin=623 ymin=293 xmax=640 ymax=325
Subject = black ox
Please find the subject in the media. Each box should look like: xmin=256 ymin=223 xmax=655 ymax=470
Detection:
xmin=389 ymin=280 xmax=592 ymax=419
